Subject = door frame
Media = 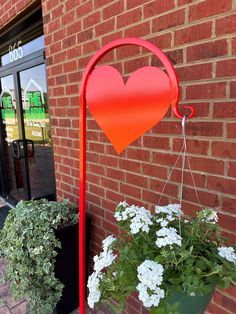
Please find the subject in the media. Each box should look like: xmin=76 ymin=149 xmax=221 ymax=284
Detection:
xmin=0 ymin=49 xmax=55 ymax=204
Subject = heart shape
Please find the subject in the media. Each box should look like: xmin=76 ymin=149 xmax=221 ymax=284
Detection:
xmin=86 ymin=65 xmax=172 ymax=154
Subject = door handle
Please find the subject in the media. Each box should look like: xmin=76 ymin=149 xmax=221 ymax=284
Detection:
xmin=11 ymin=140 xmax=21 ymax=159
xmin=11 ymin=139 xmax=35 ymax=159
xmin=26 ymin=139 xmax=34 ymax=158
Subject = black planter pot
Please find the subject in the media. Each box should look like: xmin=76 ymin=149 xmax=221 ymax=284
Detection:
xmin=54 ymin=215 xmax=91 ymax=314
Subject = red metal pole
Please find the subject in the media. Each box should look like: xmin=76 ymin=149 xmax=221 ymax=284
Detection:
xmin=79 ymin=37 xmax=195 ymax=314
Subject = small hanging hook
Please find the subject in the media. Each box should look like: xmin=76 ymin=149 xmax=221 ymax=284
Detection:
xmin=181 ymin=116 xmax=187 ymax=150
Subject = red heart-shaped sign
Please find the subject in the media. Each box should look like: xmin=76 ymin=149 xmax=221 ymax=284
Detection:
xmin=86 ymin=65 xmax=172 ymax=154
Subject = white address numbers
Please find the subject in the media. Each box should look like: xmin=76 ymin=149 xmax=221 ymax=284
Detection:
xmin=9 ymin=41 xmax=23 ymax=62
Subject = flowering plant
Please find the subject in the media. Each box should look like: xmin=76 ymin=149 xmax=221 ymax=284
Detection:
xmin=88 ymin=202 xmax=236 ymax=313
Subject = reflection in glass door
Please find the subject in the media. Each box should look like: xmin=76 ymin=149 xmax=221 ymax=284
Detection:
xmin=0 ymin=56 xmax=56 ymax=203
xmin=0 ymin=74 xmax=25 ymax=201
xmin=19 ymin=64 xmax=56 ymax=199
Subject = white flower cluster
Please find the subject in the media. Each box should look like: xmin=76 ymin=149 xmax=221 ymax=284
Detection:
xmin=114 ymin=203 xmax=153 ymax=234
xmin=218 ymin=247 xmax=236 ymax=264
xmin=155 ymin=203 xmax=182 ymax=219
xmin=156 ymin=227 xmax=182 ymax=248
xmin=87 ymin=235 xmax=117 ymax=308
xmin=136 ymin=260 xmax=165 ymax=308
xmin=198 ymin=209 xmax=219 ymax=224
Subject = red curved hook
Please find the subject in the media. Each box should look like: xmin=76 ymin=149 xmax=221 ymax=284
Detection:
xmin=80 ymin=37 xmax=195 ymax=119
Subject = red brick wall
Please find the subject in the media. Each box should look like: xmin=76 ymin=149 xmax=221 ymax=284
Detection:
xmin=42 ymin=1 xmax=236 ymax=313
xmin=1 ymin=0 xmax=236 ymax=313
xmin=0 ymin=0 xmax=37 ymax=28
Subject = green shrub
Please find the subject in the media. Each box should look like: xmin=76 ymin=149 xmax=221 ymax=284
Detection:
xmin=0 ymin=199 xmax=78 ymax=314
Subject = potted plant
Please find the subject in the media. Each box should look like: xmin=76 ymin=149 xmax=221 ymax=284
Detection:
xmin=87 ymin=202 xmax=236 ymax=314
xmin=0 ymin=198 xmax=79 ymax=314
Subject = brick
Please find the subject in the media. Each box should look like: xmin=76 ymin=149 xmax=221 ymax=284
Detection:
xmin=173 ymin=138 xmax=209 ymax=155
xmin=76 ymin=1 xmax=93 ymax=16
xmin=66 ymin=0 xmax=80 ymax=11
xmin=101 ymin=177 xmax=118 ymax=190
xmin=88 ymin=142 xmax=105 ymax=154
xmin=83 ymin=11 xmax=100 ymax=29
xmin=95 ymin=18 xmax=115 ymax=37
xmin=124 ymin=21 xmax=150 ymax=38
xmin=213 ymin=290 xmax=236 ymax=313
xmin=213 ymin=102 xmax=236 ymax=118
xmin=143 ymin=136 xmax=170 ymax=150
xmin=222 ymin=196 xmax=236 ymax=213
xmin=232 ymin=37 xmax=236 ymax=55
xmin=227 ymin=123 xmax=236 ymax=138
xmin=228 ymin=162 xmax=236 ymax=178
xmin=100 ymin=155 xmax=118 ymax=168
xmin=206 ymin=302 xmax=232 ymax=314
xmin=102 ymin=219 xmax=119 ymax=235
xmin=126 ymin=148 xmax=150 ymax=161
xmin=67 ymin=21 xmax=81 ymax=36
xmin=125 ymin=173 xmax=148 ymax=188
xmin=208 ymin=176 xmax=236 ymax=194
xmin=142 ymin=163 xmax=168 ymax=180
xmin=106 ymin=168 xmax=125 ymax=181
xmin=119 ymin=159 xmax=141 ymax=173
xmin=216 ymin=59 xmax=236 ymax=77
xmin=77 ymin=28 xmax=93 ymax=43
xmin=142 ymin=189 xmax=169 ymax=205
xmin=171 ymin=169 xmax=206 ymax=188
xmin=186 ymin=83 xmax=227 ymax=100
xmin=216 ymin=14 xmax=236 ymax=35
xmin=117 ymin=7 xmax=142 ymax=28
xmin=187 ymin=156 xmax=224 ymax=175
xmin=144 ymin=0 xmax=175 ymax=18
xmin=103 ymin=1 xmax=124 ymax=20
xmin=187 ymin=39 xmax=227 ymax=62
xmin=61 ymin=11 xmax=75 ymax=26
xmin=89 ymin=184 xmax=105 ymax=197
xmin=212 ymin=141 xmax=236 ymax=159
xmin=164 ymin=49 xmax=183 ymax=65
xmin=189 ymin=0 xmax=232 ymax=22
xmin=127 ymin=0 xmax=151 ymax=10
xmin=174 ymin=22 xmax=212 ymax=46
xmin=62 ymin=35 xmax=76 ymax=49
xmin=184 ymin=187 xmax=219 ymax=207
xmin=116 ymin=45 xmax=140 ymax=60
xmin=150 ymin=179 xmax=179 ymax=198
xmin=153 ymin=9 xmax=185 ymax=32
xmin=124 ymin=56 xmax=149 ymax=74
xmin=148 ymin=33 xmax=172 ymax=50
xmin=230 ymin=81 xmax=236 ymax=97
xmin=94 ymin=0 xmax=111 ymax=9
xmin=176 ymin=63 xmax=212 ymax=81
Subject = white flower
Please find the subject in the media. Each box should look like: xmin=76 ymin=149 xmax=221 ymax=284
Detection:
xmin=114 ymin=204 xmax=153 ymax=234
xmin=136 ymin=260 xmax=165 ymax=308
xmin=198 ymin=209 xmax=219 ymax=224
xmin=156 ymin=218 xmax=169 ymax=227
xmin=155 ymin=203 xmax=182 ymax=217
xmin=218 ymin=247 xmax=236 ymax=264
xmin=156 ymin=227 xmax=182 ymax=248
xmin=102 ymin=235 xmax=116 ymax=252
xmin=87 ymin=271 xmax=103 ymax=308
xmin=136 ymin=283 xmax=165 ymax=308
xmin=93 ymin=250 xmax=117 ymax=272
xmin=137 ymin=260 xmax=164 ymax=289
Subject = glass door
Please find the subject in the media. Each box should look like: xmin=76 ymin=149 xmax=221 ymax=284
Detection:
xmin=19 ymin=63 xmax=55 ymax=199
xmin=0 ymin=74 xmax=25 ymax=201
xmin=0 ymin=55 xmax=56 ymax=203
